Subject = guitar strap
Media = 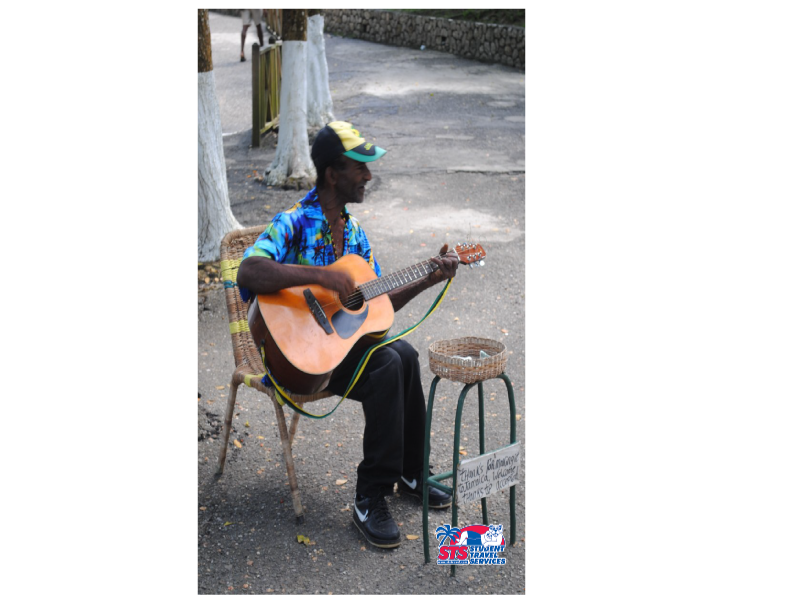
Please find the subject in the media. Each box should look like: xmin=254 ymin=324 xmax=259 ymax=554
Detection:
xmin=261 ymin=277 xmax=454 ymax=419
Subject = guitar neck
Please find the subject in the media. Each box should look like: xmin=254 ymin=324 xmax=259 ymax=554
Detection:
xmin=359 ymin=258 xmax=440 ymax=301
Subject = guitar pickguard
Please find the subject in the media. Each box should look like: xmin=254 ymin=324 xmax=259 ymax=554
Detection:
xmin=331 ymin=306 xmax=369 ymax=339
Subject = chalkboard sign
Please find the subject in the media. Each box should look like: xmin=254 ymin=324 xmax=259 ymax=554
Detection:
xmin=455 ymin=442 xmax=521 ymax=505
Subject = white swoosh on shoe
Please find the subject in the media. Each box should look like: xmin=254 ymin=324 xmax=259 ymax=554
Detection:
xmin=354 ymin=503 xmax=369 ymax=522
xmin=401 ymin=476 xmax=417 ymax=489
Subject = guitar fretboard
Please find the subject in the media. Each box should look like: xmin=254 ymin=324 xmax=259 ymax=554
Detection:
xmin=358 ymin=259 xmax=440 ymax=301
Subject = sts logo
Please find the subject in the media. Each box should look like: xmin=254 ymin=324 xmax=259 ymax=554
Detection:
xmin=435 ymin=523 xmax=506 ymax=565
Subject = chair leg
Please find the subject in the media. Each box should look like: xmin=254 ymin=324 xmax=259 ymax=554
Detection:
xmin=288 ymin=407 xmax=301 ymax=446
xmin=215 ymin=376 xmax=240 ymax=477
xmin=272 ymin=397 xmax=305 ymax=524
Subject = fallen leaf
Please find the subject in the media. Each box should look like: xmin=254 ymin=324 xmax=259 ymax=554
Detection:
xmin=233 ymin=439 xmax=242 ymax=449
xmin=406 ymin=535 xmax=419 ymax=540
xmin=245 ymin=421 xmax=250 ymax=427
xmin=335 ymin=479 xmax=347 ymax=486
xmin=216 ymin=386 xmax=225 ymax=390
xmin=516 ymin=414 xmax=522 ymax=420
xmin=297 ymin=534 xmax=311 ymax=545
xmin=257 ymin=435 xmax=264 ymax=440
xmin=224 ymin=522 xmax=233 ymax=526
xmin=199 ymin=506 xmax=207 ymax=511
xmin=247 ymin=560 xmax=253 ymax=566
xmin=459 ymin=450 xmax=468 ymax=455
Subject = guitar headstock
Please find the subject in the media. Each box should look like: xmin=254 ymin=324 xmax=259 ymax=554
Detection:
xmin=453 ymin=242 xmax=487 ymax=268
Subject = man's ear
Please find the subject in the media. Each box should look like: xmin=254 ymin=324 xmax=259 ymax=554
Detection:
xmin=323 ymin=165 xmax=335 ymax=187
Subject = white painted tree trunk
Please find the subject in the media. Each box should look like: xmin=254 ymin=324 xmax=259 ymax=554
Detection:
xmin=266 ymin=40 xmax=316 ymax=188
xmin=306 ymin=14 xmax=335 ymax=129
xmin=198 ymin=70 xmax=241 ymax=262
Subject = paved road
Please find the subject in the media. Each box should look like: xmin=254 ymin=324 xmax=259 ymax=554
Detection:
xmin=199 ymin=11 xmax=526 ymax=595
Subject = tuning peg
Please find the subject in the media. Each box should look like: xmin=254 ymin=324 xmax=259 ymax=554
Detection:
xmin=479 ymin=260 xmax=485 ymax=267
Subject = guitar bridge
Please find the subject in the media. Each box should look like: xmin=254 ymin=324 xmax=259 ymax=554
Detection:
xmin=303 ymin=288 xmax=334 ymax=335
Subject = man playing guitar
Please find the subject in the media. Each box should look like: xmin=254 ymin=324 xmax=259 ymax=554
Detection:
xmin=237 ymin=121 xmax=459 ymax=549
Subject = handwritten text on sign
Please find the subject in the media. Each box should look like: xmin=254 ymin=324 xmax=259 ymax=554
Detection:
xmin=456 ymin=443 xmax=521 ymax=505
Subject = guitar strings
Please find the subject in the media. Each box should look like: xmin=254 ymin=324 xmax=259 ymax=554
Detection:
xmin=315 ymin=251 xmax=454 ymax=312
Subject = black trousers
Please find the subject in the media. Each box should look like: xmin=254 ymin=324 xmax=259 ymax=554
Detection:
xmin=326 ymin=339 xmax=426 ymax=498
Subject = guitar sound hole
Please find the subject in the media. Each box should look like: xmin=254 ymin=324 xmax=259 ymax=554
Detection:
xmin=341 ymin=289 xmax=365 ymax=311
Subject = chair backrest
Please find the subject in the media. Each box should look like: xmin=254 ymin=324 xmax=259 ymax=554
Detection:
xmin=219 ymin=225 xmax=270 ymax=376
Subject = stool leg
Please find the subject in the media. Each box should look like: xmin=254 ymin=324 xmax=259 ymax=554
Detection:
xmin=423 ymin=376 xmax=441 ymax=564
xmin=272 ymin=398 xmax=305 ymax=524
xmin=500 ymin=373 xmax=517 ymax=545
xmin=478 ymin=381 xmax=488 ymax=525
xmin=451 ymin=382 xmax=477 ymax=577
xmin=215 ymin=376 xmax=240 ymax=477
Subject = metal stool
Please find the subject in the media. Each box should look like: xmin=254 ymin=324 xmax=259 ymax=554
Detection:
xmin=421 ymin=338 xmax=518 ymax=576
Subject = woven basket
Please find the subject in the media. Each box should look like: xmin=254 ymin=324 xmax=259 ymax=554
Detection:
xmin=428 ymin=337 xmax=508 ymax=384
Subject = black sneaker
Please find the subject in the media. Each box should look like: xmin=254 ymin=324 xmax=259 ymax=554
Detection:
xmin=398 ymin=471 xmax=452 ymax=509
xmin=352 ymin=494 xmax=401 ymax=549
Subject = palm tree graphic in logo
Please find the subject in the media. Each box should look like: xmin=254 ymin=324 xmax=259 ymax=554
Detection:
xmin=435 ymin=524 xmax=461 ymax=546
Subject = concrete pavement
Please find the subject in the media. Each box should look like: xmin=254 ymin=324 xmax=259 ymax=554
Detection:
xmin=199 ymin=11 xmax=526 ymax=594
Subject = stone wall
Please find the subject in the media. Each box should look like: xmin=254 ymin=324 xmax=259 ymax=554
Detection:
xmin=209 ymin=9 xmax=525 ymax=71
xmin=322 ymin=9 xmax=524 ymax=70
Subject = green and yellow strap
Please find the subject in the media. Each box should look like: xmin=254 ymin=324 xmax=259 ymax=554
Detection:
xmin=263 ymin=277 xmax=454 ymax=419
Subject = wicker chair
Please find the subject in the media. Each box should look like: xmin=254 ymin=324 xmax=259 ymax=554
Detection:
xmin=215 ymin=225 xmax=334 ymax=524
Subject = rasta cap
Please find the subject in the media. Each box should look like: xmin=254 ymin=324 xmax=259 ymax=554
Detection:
xmin=311 ymin=121 xmax=387 ymax=173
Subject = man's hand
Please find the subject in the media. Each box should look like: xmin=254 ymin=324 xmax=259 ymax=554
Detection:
xmin=320 ymin=269 xmax=357 ymax=300
xmin=429 ymin=243 xmax=459 ymax=285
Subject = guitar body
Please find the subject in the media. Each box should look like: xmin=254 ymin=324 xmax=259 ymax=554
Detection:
xmin=248 ymin=254 xmax=394 ymax=395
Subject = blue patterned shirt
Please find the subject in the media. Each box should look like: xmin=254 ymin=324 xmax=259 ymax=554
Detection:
xmin=239 ymin=187 xmax=381 ymax=303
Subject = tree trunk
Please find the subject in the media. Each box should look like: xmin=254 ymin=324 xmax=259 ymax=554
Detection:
xmin=266 ymin=9 xmax=315 ymax=188
xmin=198 ymin=9 xmax=241 ymax=261
xmin=306 ymin=11 xmax=335 ymax=129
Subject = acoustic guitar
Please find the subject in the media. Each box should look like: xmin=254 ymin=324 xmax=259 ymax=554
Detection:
xmin=247 ymin=243 xmax=487 ymax=394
